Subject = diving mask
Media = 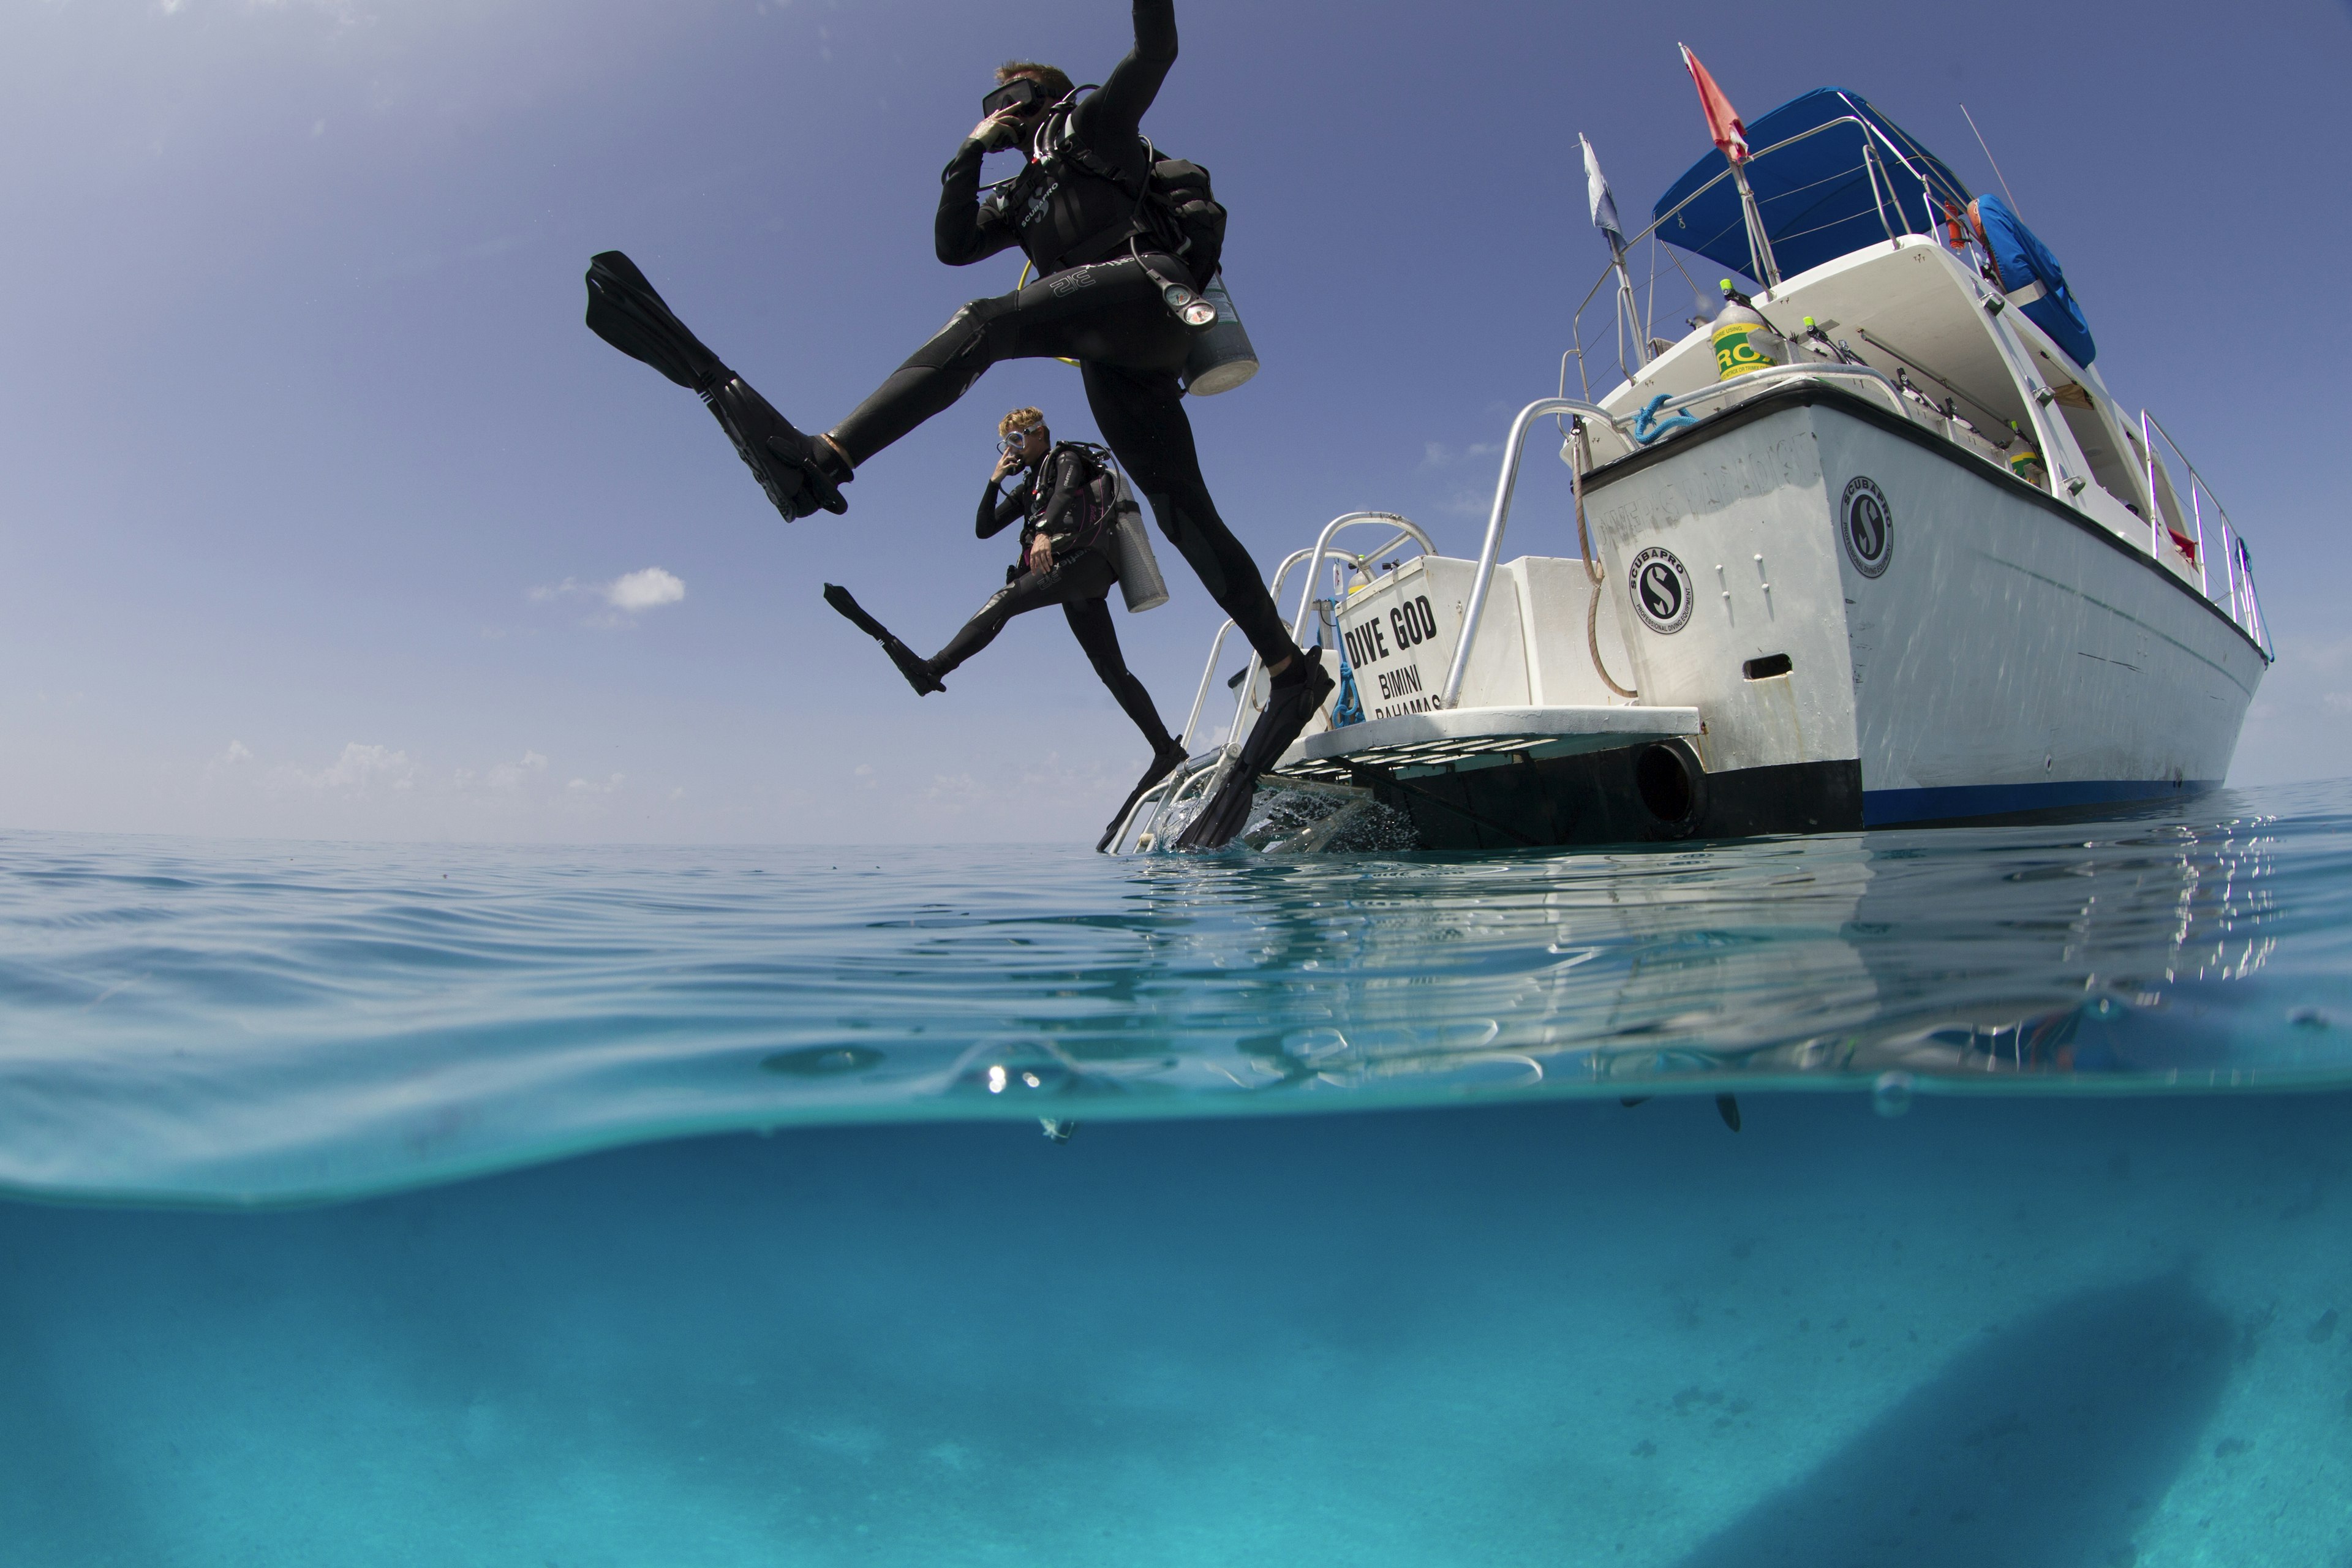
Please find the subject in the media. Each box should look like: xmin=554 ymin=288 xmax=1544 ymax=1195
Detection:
xmin=980 ymin=78 xmax=1047 ymax=119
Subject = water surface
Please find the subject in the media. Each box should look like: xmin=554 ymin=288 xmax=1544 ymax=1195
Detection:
xmin=4 ymin=785 xmax=2350 ymax=1566
xmin=2 ymin=783 xmax=2347 ymax=1205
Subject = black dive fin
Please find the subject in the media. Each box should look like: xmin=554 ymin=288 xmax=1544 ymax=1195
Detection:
xmin=586 ymin=251 xmax=847 ymax=521
xmin=824 ymin=585 xmax=943 ymax=695
xmin=1174 ymin=650 xmax=1333 ymax=850
xmin=584 ymin=251 xmax=727 ymax=391
xmin=823 ymin=583 xmax=892 ymax=641
xmin=1096 ymin=742 xmax=1190 ymax=854
xmin=1716 ymin=1094 xmax=1742 ymax=1133
xmin=884 ymin=639 xmax=945 ymax=696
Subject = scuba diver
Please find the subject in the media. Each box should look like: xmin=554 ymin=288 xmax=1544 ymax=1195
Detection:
xmin=823 ymin=406 xmax=1189 ymax=853
xmin=581 ymin=0 xmax=1325 ymax=850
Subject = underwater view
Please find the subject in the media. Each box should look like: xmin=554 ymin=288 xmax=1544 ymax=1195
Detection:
xmin=8 ymin=0 xmax=2345 ymax=1559
xmin=5 ymin=782 xmax=2351 ymax=1565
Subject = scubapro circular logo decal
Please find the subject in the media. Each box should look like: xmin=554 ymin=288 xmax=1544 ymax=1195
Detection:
xmin=1628 ymin=546 xmax=1693 ymax=635
xmin=1841 ymin=475 xmax=1893 ymax=579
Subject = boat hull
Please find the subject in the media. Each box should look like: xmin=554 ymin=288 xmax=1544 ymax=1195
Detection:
xmin=1370 ymin=386 xmax=2261 ymax=849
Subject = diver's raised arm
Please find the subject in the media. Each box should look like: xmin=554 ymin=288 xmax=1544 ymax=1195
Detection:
xmin=1085 ymin=0 xmax=1177 ymax=142
xmin=937 ymin=137 xmax=1021 ymax=266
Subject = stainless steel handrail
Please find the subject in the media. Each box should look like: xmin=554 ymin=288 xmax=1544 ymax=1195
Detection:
xmin=2140 ymin=410 xmax=2271 ymax=657
xmin=1438 ymin=398 xmax=1615 ymax=709
xmin=1174 ymin=620 xmax=1234 ymax=752
xmin=1227 ymin=513 xmax=1436 ymax=748
xmin=1640 ymin=361 xmax=1909 ymax=424
xmin=1287 ymin=514 xmax=1433 ymax=641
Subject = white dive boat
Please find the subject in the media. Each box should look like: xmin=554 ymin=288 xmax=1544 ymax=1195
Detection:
xmin=1110 ymin=86 xmax=2272 ymax=854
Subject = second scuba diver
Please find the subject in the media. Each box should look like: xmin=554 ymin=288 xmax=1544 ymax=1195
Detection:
xmin=581 ymin=0 xmax=1327 ymax=850
xmin=823 ymin=407 xmax=1189 ymax=853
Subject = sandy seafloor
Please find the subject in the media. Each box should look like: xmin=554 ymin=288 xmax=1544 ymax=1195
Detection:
xmin=5 ymin=1092 xmax=2346 ymax=1567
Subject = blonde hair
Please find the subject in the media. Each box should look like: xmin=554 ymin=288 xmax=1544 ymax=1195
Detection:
xmin=995 ymin=61 xmax=1074 ymax=104
xmin=998 ymin=406 xmax=1047 ymax=440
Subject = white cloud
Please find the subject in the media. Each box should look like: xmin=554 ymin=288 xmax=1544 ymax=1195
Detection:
xmin=219 ymin=740 xmax=252 ymax=765
xmin=567 ymin=773 xmax=624 ymax=794
xmin=605 ymin=567 xmax=685 ymax=612
xmin=529 ymin=562 xmax=687 ymax=616
xmin=487 ymin=750 xmax=548 ymax=790
xmin=287 ymin=742 xmax=415 ymax=794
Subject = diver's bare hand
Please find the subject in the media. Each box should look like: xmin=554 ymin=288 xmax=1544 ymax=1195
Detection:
xmin=992 ymin=451 xmax=1023 ymax=482
xmin=1026 ymin=534 xmax=1053 ymax=576
xmin=969 ymin=110 xmax=1022 ymax=149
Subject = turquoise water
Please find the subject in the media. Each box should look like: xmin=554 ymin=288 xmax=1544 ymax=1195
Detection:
xmin=4 ymin=783 xmax=2351 ymax=1562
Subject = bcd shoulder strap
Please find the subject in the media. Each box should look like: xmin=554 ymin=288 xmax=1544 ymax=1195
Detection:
xmin=1036 ymin=111 xmax=1222 ymax=279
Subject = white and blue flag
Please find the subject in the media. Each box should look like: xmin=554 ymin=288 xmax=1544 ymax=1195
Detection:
xmin=1580 ymin=133 xmax=1624 ymax=249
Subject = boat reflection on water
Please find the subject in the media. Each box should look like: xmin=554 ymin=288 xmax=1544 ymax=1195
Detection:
xmin=965 ymin=806 xmax=2301 ymax=1116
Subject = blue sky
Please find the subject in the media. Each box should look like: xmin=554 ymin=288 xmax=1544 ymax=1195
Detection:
xmin=2 ymin=0 xmax=2345 ymax=844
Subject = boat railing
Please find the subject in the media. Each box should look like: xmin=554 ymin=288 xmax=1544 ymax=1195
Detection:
xmin=2139 ymin=413 xmax=2274 ymax=661
xmin=1567 ymin=115 xmax=1943 ymax=396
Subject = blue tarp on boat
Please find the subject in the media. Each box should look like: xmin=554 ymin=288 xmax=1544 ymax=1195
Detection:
xmin=1651 ymin=87 xmax=1973 ymax=284
xmin=1972 ymin=192 xmax=2097 ymax=367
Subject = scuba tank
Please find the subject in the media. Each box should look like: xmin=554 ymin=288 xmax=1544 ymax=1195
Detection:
xmin=1181 ymin=273 xmax=1258 ymax=396
xmin=1102 ymin=462 xmax=1170 ymax=612
xmin=2005 ymin=421 xmax=2048 ymax=488
xmin=1709 ymin=279 xmax=1785 ymax=382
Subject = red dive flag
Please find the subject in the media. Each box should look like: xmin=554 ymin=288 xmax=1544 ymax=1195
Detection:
xmin=1679 ymin=43 xmax=1749 ymax=163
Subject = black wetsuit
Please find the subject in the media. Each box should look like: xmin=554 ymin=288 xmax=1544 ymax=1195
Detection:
xmin=825 ymin=0 xmax=1297 ymax=670
xmin=927 ymin=447 xmax=1175 ymax=753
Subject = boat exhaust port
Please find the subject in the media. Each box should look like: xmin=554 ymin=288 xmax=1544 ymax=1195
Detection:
xmin=1635 ymin=739 xmax=1709 ymax=837
xmin=1742 ymin=653 xmax=1793 ymax=680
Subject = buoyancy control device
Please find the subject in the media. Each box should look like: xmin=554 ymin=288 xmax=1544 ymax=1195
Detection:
xmin=1045 ymin=442 xmax=1169 ymax=612
xmin=1027 ymin=100 xmax=1226 ymax=285
xmin=996 ymin=88 xmax=1257 ymax=393
xmin=1012 ymin=93 xmax=1234 ymax=321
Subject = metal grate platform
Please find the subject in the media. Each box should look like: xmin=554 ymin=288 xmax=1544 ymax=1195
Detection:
xmin=1273 ymin=704 xmax=1702 ymax=783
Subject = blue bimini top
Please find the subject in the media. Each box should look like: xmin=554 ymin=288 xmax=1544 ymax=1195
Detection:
xmin=1651 ymin=87 xmax=1972 ymax=284
xmin=1972 ymin=192 xmax=2097 ymax=368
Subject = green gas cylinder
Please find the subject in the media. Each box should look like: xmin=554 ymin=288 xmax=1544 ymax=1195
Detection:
xmin=1709 ymin=280 xmax=1784 ymax=382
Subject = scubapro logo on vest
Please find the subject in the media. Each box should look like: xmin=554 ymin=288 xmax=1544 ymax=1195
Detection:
xmin=1628 ymin=546 xmax=1693 ymax=635
xmin=1841 ymin=475 xmax=1893 ymax=579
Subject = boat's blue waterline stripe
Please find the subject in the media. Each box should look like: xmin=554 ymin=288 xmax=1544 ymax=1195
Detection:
xmin=1862 ymin=778 xmax=2221 ymax=826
